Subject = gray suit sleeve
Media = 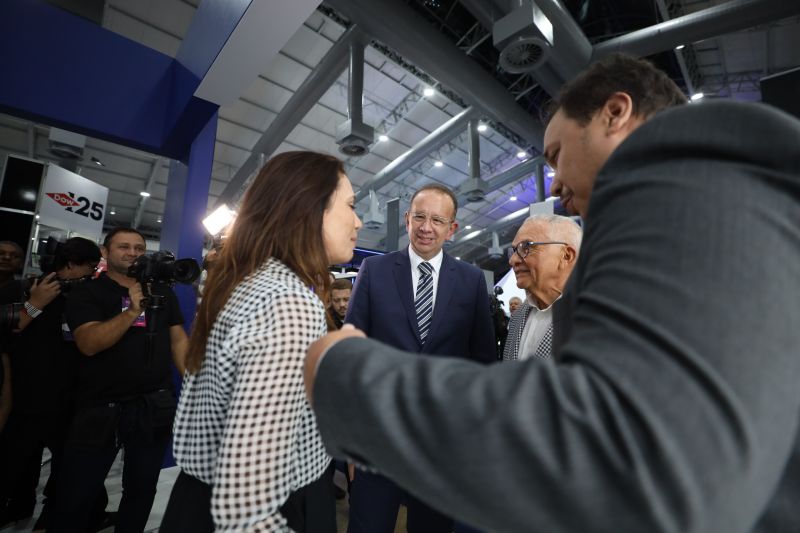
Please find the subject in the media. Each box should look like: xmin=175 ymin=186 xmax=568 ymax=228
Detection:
xmin=313 ymin=102 xmax=800 ymax=533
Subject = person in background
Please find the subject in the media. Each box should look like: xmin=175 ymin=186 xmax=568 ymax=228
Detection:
xmin=503 ymin=215 xmax=581 ymax=361
xmin=328 ymin=277 xmax=352 ymax=330
xmin=507 ymin=296 xmax=522 ymax=315
xmin=162 ymin=151 xmax=362 ymax=532
xmin=0 ymin=241 xmax=24 ymax=289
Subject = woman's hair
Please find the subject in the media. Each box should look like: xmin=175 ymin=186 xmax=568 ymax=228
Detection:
xmin=50 ymin=237 xmax=101 ymax=272
xmin=186 ymin=151 xmax=345 ymax=373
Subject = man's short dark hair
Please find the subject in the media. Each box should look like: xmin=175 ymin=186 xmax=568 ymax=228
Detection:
xmin=409 ymin=184 xmax=459 ymax=219
xmin=102 ymin=227 xmax=145 ymax=250
xmin=545 ymin=53 xmax=688 ymax=126
xmin=331 ymin=278 xmax=352 ymax=292
xmin=51 ymin=237 xmax=101 ymax=272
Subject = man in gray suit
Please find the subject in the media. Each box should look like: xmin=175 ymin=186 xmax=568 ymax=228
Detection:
xmin=503 ymin=214 xmax=581 ymax=361
xmin=303 ymin=54 xmax=800 ymax=533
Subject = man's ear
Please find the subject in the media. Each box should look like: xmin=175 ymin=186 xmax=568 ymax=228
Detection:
xmin=100 ymin=246 xmax=108 ymax=260
xmin=602 ymin=92 xmax=636 ymax=134
xmin=562 ymin=246 xmax=578 ymax=267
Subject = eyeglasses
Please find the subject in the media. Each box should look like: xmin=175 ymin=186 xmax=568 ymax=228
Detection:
xmin=407 ymin=211 xmax=453 ymax=228
xmin=507 ymin=241 xmax=568 ymax=260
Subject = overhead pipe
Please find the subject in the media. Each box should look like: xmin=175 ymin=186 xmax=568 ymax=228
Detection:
xmin=524 ymin=0 xmax=592 ymax=80
xmin=355 ymin=106 xmax=478 ymax=203
xmin=335 ymin=37 xmax=374 ymax=156
xmin=459 ymin=119 xmax=489 ymax=203
xmin=215 ymin=25 xmax=362 ymax=207
xmin=328 ymin=0 xmax=545 ymax=147
xmin=455 ymin=155 xmax=542 ymax=207
xmin=592 ymin=0 xmax=800 ymax=61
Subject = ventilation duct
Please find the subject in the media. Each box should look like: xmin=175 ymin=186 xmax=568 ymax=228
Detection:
xmin=459 ymin=120 xmax=489 ymax=203
xmin=48 ymin=127 xmax=85 ymax=160
xmin=493 ymin=0 xmax=553 ymax=74
xmin=488 ymin=231 xmax=504 ymax=260
xmin=336 ymin=41 xmax=374 ymax=156
xmin=362 ymin=189 xmax=384 ymax=230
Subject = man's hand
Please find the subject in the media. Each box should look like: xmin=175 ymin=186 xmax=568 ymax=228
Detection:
xmin=304 ymin=324 xmax=365 ymax=405
xmin=127 ymin=283 xmax=145 ymax=315
xmin=28 ymin=273 xmax=61 ymax=309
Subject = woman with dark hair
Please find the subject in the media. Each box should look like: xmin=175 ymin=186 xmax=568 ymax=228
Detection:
xmin=162 ymin=151 xmax=362 ymax=532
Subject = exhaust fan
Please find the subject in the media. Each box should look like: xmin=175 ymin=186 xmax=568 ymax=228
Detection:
xmin=493 ymin=1 xmax=553 ymax=74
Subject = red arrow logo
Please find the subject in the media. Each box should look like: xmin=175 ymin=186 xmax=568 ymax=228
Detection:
xmin=46 ymin=192 xmax=80 ymax=208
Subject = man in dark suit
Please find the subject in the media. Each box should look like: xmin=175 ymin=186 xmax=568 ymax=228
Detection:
xmin=303 ymin=53 xmax=800 ymax=533
xmin=343 ymin=183 xmax=494 ymax=533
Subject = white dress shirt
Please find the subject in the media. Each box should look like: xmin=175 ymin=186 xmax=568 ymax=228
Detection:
xmin=408 ymin=245 xmax=444 ymax=309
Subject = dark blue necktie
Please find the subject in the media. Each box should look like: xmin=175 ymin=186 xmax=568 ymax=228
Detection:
xmin=415 ymin=262 xmax=434 ymax=343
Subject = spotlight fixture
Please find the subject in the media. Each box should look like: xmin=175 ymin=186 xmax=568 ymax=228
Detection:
xmin=477 ymin=123 xmax=488 ymax=132
xmin=378 ymin=134 xmax=389 ymax=142
xmin=691 ymin=92 xmax=704 ymax=101
xmin=140 ymin=191 xmax=151 ymax=197
xmin=434 ymin=161 xmax=444 ymax=167
xmin=423 ymin=87 xmax=435 ymax=97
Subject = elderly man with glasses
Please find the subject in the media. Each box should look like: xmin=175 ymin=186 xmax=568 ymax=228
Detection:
xmin=342 ymin=183 xmax=494 ymax=533
xmin=503 ymin=214 xmax=582 ymax=361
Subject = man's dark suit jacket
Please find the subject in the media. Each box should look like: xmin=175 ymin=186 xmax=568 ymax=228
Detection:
xmin=313 ymin=101 xmax=800 ymax=533
xmin=344 ymin=247 xmax=495 ymax=363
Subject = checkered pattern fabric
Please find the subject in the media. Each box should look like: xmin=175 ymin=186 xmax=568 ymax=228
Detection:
xmin=503 ymin=303 xmax=553 ymax=361
xmin=173 ymin=258 xmax=330 ymax=531
xmin=415 ymin=262 xmax=434 ymax=343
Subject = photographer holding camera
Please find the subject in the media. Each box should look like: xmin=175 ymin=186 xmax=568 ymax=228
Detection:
xmin=0 ymin=237 xmax=102 ymax=529
xmin=50 ymin=227 xmax=189 ymax=533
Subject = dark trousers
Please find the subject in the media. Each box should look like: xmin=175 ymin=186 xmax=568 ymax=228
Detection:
xmin=0 ymin=412 xmax=66 ymax=519
xmin=161 ymin=463 xmax=336 ymax=533
xmin=49 ymin=426 xmax=170 ymax=533
xmin=347 ymin=470 xmax=453 ymax=533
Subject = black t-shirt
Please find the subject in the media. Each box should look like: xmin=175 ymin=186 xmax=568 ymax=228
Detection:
xmin=65 ymin=273 xmax=184 ymax=406
xmin=0 ymin=280 xmax=82 ymax=414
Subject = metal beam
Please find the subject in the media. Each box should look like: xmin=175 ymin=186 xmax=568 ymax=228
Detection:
xmin=355 ymin=106 xmax=478 ymax=203
xmin=455 ymin=156 xmax=542 ymax=207
xmin=132 ymin=157 xmax=162 ymax=229
xmin=328 ymin=0 xmax=544 ymax=147
xmin=215 ymin=25 xmax=362 ymax=207
xmin=592 ymin=0 xmax=800 ymax=61
xmin=655 ymin=0 xmax=695 ymax=95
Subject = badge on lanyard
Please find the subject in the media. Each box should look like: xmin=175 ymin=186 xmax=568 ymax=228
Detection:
xmin=122 ymin=296 xmax=147 ymax=327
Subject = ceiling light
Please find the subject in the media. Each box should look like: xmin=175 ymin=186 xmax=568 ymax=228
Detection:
xmin=91 ymin=156 xmax=105 ymax=167
xmin=691 ymin=92 xmax=704 ymax=101
xmin=157 ymin=218 xmax=162 ymax=224
xmin=434 ymin=161 xmax=444 ymax=167
xmin=516 ymin=151 xmax=527 ymax=159
xmin=423 ymin=87 xmax=435 ymax=97
xmin=477 ymin=123 xmax=488 ymax=132
xmin=203 ymin=204 xmax=237 ymax=236
xmin=378 ymin=134 xmax=389 ymax=142
xmin=35 ymin=214 xmax=40 ymax=219
xmin=455 ymin=256 xmax=461 ymax=260
xmin=465 ymin=225 xmax=472 ymax=230
xmin=140 ymin=191 xmax=151 ymax=197
xmin=109 ymin=209 xmax=116 ymax=215
xmin=675 ymin=44 xmax=685 ymax=51
xmin=510 ymin=196 xmax=517 ymax=201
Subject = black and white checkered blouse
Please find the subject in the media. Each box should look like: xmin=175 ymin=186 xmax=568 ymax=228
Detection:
xmin=173 ymin=258 xmax=330 ymax=531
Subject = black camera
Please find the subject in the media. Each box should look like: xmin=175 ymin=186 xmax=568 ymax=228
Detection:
xmin=127 ymin=251 xmax=201 ymax=286
xmin=0 ymin=303 xmax=22 ymax=335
